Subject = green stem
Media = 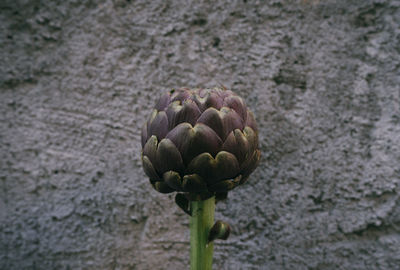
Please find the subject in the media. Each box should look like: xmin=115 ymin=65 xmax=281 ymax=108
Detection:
xmin=190 ymin=196 xmax=215 ymax=270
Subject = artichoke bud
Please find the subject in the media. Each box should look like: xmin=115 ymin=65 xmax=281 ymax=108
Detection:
xmin=208 ymin=220 xmax=231 ymax=243
xmin=141 ymin=87 xmax=260 ymax=199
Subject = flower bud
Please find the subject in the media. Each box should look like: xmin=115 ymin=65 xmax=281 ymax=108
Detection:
xmin=208 ymin=220 xmax=231 ymax=243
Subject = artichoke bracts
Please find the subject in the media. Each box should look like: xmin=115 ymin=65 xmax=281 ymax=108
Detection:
xmin=141 ymin=87 xmax=260 ymax=200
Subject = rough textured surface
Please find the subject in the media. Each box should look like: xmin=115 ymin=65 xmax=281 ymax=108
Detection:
xmin=1 ymin=0 xmax=399 ymax=269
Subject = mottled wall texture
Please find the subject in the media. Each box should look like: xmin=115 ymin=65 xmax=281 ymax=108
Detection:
xmin=1 ymin=0 xmax=399 ymax=269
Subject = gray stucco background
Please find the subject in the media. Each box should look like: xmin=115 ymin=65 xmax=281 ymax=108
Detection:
xmin=1 ymin=0 xmax=399 ymax=269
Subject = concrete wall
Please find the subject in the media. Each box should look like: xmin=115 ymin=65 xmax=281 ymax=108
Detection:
xmin=1 ymin=0 xmax=399 ymax=269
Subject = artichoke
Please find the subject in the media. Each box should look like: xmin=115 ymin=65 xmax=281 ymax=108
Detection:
xmin=141 ymin=87 xmax=260 ymax=200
